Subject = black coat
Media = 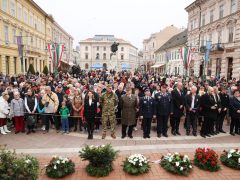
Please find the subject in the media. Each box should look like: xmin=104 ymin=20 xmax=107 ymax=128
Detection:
xmin=155 ymin=92 xmax=172 ymax=116
xmin=139 ymin=96 xmax=156 ymax=119
xmin=229 ymin=96 xmax=240 ymax=119
xmin=84 ymin=98 xmax=97 ymax=121
xmin=200 ymin=93 xmax=218 ymax=120
xmin=219 ymin=93 xmax=229 ymax=110
xmin=185 ymin=93 xmax=200 ymax=113
xmin=171 ymin=89 xmax=185 ymax=117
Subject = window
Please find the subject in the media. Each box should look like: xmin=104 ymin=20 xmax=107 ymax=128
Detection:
xmin=23 ymin=10 xmax=28 ymax=24
xmin=231 ymin=0 xmax=237 ymax=14
xmin=228 ymin=26 xmax=234 ymax=43
xmin=210 ymin=10 xmax=214 ymax=23
xmin=85 ymin=46 xmax=88 ymax=51
xmin=103 ymin=53 xmax=106 ymax=60
xmin=96 ymin=46 xmax=99 ymax=51
xmin=96 ymin=53 xmax=99 ymax=60
xmin=152 ymin=42 xmax=154 ymax=48
xmin=219 ymin=5 xmax=224 ymax=19
xmin=4 ymin=25 xmax=9 ymax=44
xmin=85 ymin=63 xmax=89 ymax=69
xmin=201 ymin=14 xmax=205 ymax=26
xmin=2 ymin=0 xmax=7 ymax=12
xmin=218 ymin=30 xmax=222 ymax=43
xmin=29 ymin=13 xmax=33 ymax=27
xmin=121 ymin=54 xmax=124 ymax=60
xmin=10 ymin=1 xmax=16 ymax=17
xmin=190 ymin=21 xmax=193 ymax=30
xmin=17 ymin=5 xmax=22 ymax=20
xmin=85 ymin=53 xmax=88 ymax=59
xmin=103 ymin=46 xmax=106 ymax=51
xmin=209 ymin=33 xmax=212 ymax=41
xmin=121 ymin=47 xmax=124 ymax=51
xmin=12 ymin=29 xmax=16 ymax=44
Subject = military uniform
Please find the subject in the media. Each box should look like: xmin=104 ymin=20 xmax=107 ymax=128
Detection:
xmin=100 ymin=88 xmax=118 ymax=138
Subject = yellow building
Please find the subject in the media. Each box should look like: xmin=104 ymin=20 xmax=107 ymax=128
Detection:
xmin=0 ymin=0 xmax=54 ymax=75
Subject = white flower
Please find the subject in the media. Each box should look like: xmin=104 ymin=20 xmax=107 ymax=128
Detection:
xmin=89 ymin=145 xmax=94 ymax=148
xmin=189 ymin=165 xmax=192 ymax=169
xmin=54 ymin=165 xmax=57 ymax=170
xmin=229 ymin=149 xmax=236 ymax=154
xmin=139 ymin=163 xmax=142 ymax=166
xmin=180 ymin=166 xmax=183 ymax=171
xmin=56 ymin=160 xmax=60 ymax=164
xmin=184 ymin=155 xmax=189 ymax=160
xmin=59 ymin=156 xmax=63 ymax=160
xmin=169 ymin=158 xmax=172 ymax=162
xmin=174 ymin=152 xmax=179 ymax=155
xmin=175 ymin=162 xmax=180 ymax=167
xmin=25 ymin=159 xmax=31 ymax=164
xmin=228 ymin=154 xmax=232 ymax=159
xmin=167 ymin=153 xmax=172 ymax=156
xmin=101 ymin=145 xmax=105 ymax=148
xmin=64 ymin=158 xmax=69 ymax=162
xmin=238 ymin=158 xmax=240 ymax=164
xmin=52 ymin=155 xmax=58 ymax=159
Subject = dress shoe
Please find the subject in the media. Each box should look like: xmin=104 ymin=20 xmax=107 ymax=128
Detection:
xmin=121 ymin=135 xmax=126 ymax=139
xmin=26 ymin=131 xmax=31 ymax=135
xmin=235 ymin=132 xmax=240 ymax=135
xmin=206 ymin=134 xmax=211 ymax=137
xmin=143 ymin=136 xmax=147 ymax=139
xmin=128 ymin=135 xmax=133 ymax=139
xmin=163 ymin=133 xmax=168 ymax=137
xmin=15 ymin=131 xmax=19 ymax=134
xmin=87 ymin=135 xmax=91 ymax=139
xmin=157 ymin=134 xmax=161 ymax=138
xmin=230 ymin=132 xmax=235 ymax=136
xmin=176 ymin=131 xmax=181 ymax=135
xmin=90 ymin=134 xmax=93 ymax=139
xmin=219 ymin=130 xmax=226 ymax=133
xmin=193 ymin=133 xmax=197 ymax=137
xmin=32 ymin=130 xmax=36 ymax=133
xmin=186 ymin=132 xmax=190 ymax=136
xmin=147 ymin=135 xmax=150 ymax=138
xmin=200 ymin=134 xmax=206 ymax=138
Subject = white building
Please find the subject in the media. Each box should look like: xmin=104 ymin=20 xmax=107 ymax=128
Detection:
xmin=79 ymin=35 xmax=138 ymax=71
xmin=73 ymin=46 xmax=80 ymax=65
xmin=154 ymin=30 xmax=188 ymax=75
xmin=185 ymin=0 xmax=240 ymax=79
xmin=143 ymin=25 xmax=182 ymax=71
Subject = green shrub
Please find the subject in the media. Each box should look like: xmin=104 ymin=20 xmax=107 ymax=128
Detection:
xmin=79 ymin=144 xmax=118 ymax=177
xmin=42 ymin=65 xmax=49 ymax=75
xmin=27 ymin=64 xmax=35 ymax=75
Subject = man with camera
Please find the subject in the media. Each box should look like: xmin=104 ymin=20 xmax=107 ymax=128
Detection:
xmin=42 ymin=86 xmax=59 ymax=133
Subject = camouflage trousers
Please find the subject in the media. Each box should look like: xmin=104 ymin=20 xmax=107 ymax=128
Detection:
xmin=102 ymin=114 xmax=116 ymax=134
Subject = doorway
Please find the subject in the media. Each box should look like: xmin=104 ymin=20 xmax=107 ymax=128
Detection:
xmin=227 ymin=57 xmax=233 ymax=80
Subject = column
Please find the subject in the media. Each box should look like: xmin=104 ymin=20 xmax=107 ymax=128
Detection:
xmin=9 ymin=56 xmax=14 ymax=75
xmin=220 ymin=57 xmax=227 ymax=78
xmin=211 ymin=58 xmax=216 ymax=77
xmin=16 ymin=57 xmax=21 ymax=74
xmin=1 ymin=56 xmax=6 ymax=74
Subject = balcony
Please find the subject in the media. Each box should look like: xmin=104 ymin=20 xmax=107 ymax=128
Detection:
xmin=211 ymin=43 xmax=224 ymax=52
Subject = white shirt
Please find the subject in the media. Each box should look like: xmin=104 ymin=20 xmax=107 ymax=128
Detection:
xmin=89 ymin=99 xmax=92 ymax=106
xmin=191 ymin=95 xmax=195 ymax=109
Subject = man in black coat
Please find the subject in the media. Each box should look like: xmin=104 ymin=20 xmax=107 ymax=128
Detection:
xmin=218 ymin=87 xmax=229 ymax=133
xmin=171 ymin=82 xmax=185 ymax=135
xmin=229 ymin=89 xmax=240 ymax=136
xmin=139 ymin=88 xmax=156 ymax=139
xmin=185 ymin=86 xmax=200 ymax=136
xmin=115 ymin=85 xmax=126 ymax=125
xmin=155 ymin=84 xmax=172 ymax=138
xmin=200 ymin=87 xmax=218 ymax=138
xmin=213 ymin=86 xmax=222 ymax=134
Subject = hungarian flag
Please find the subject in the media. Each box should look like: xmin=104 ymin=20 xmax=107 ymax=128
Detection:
xmin=47 ymin=43 xmax=65 ymax=72
xmin=180 ymin=47 xmax=191 ymax=69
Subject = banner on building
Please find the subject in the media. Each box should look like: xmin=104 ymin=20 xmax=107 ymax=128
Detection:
xmin=16 ymin=36 xmax=23 ymax=58
xmin=180 ymin=47 xmax=191 ymax=69
xmin=205 ymin=41 xmax=212 ymax=64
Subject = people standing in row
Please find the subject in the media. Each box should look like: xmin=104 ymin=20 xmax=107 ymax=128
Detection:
xmin=72 ymin=90 xmax=83 ymax=132
xmin=0 ymin=92 xmax=10 ymax=135
xmin=229 ymin=89 xmax=240 ymax=136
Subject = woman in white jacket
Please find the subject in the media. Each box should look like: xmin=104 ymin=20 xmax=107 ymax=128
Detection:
xmin=0 ymin=92 xmax=11 ymax=135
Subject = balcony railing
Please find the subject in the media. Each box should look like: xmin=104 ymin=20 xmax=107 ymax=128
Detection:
xmin=199 ymin=43 xmax=225 ymax=53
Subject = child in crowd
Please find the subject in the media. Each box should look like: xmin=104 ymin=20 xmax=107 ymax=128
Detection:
xmin=59 ymin=101 xmax=70 ymax=134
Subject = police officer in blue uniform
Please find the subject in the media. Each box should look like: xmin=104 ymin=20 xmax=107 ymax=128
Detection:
xmin=155 ymin=84 xmax=173 ymax=138
xmin=139 ymin=88 xmax=156 ymax=138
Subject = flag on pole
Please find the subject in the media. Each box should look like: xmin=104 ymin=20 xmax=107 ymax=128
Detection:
xmin=205 ymin=41 xmax=211 ymax=64
xmin=16 ymin=36 xmax=23 ymax=57
xmin=180 ymin=47 xmax=191 ymax=69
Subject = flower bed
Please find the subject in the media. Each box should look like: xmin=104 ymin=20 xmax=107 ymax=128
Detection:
xmin=160 ymin=152 xmax=193 ymax=176
xmin=220 ymin=149 xmax=240 ymax=170
xmin=194 ymin=148 xmax=220 ymax=172
xmin=45 ymin=155 xmax=75 ymax=179
xmin=0 ymin=147 xmax=39 ymax=180
xmin=123 ymin=154 xmax=150 ymax=175
xmin=79 ymin=144 xmax=119 ymax=177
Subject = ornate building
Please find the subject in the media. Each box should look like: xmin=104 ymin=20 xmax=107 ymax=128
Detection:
xmin=185 ymin=0 xmax=240 ymax=79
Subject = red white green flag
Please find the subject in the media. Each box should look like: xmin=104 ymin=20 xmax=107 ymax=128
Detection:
xmin=180 ymin=47 xmax=191 ymax=69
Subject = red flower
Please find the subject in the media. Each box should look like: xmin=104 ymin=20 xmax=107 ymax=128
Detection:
xmin=199 ymin=155 xmax=202 ymax=159
xmin=65 ymin=89 xmax=70 ymax=95
xmin=211 ymin=161 xmax=216 ymax=165
xmin=203 ymin=159 xmax=207 ymax=164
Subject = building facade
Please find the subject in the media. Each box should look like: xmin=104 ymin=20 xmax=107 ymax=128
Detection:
xmin=73 ymin=46 xmax=80 ymax=65
xmin=186 ymin=0 xmax=240 ymax=79
xmin=79 ymin=35 xmax=138 ymax=71
xmin=155 ymin=30 xmax=188 ymax=76
xmin=142 ymin=25 xmax=182 ymax=71
xmin=0 ymin=0 xmax=73 ymax=75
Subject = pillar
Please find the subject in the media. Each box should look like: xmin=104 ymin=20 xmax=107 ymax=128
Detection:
xmin=9 ymin=56 xmax=15 ymax=75
xmin=16 ymin=57 xmax=21 ymax=74
xmin=1 ymin=55 xmax=6 ymax=74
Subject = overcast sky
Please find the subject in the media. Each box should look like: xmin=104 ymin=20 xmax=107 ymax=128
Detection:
xmin=34 ymin=0 xmax=195 ymax=49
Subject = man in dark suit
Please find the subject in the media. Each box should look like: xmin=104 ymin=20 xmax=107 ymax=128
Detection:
xmin=229 ymin=89 xmax=240 ymax=136
xmin=218 ymin=86 xmax=229 ymax=133
xmin=115 ymin=85 xmax=126 ymax=125
xmin=139 ymin=88 xmax=156 ymax=139
xmin=155 ymin=84 xmax=172 ymax=138
xmin=213 ymin=86 xmax=222 ymax=134
xmin=200 ymin=87 xmax=218 ymax=138
xmin=171 ymin=82 xmax=185 ymax=135
xmin=185 ymin=86 xmax=200 ymax=136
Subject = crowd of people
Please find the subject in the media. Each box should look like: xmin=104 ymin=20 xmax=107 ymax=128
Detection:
xmin=0 ymin=70 xmax=239 ymax=140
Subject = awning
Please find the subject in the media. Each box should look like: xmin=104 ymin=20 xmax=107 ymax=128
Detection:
xmin=92 ymin=63 xmax=103 ymax=69
xmin=122 ymin=63 xmax=131 ymax=70
xmin=151 ymin=63 xmax=165 ymax=68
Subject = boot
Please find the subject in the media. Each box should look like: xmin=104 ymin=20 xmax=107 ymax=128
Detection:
xmin=0 ymin=127 xmax=7 ymax=135
xmin=3 ymin=125 xmax=11 ymax=133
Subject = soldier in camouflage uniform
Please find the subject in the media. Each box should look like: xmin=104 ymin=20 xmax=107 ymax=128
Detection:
xmin=100 ymin=84 xmax=118 ymax=139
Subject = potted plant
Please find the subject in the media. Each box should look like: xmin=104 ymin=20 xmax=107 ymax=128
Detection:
xmin=79 ymin=144 xmax=118 ymax=177
xmin=194 ymin=147 xmax=220 ymax=172
xmin=45 ymin=155 xmax=75 ymax=179
xmin=220 ymin=149 xmax=240 ymax=170
xmin=160 ymin=152 xmax=193 ymax=176
xmin=123 ymin=154 xmax=150 ymax=175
